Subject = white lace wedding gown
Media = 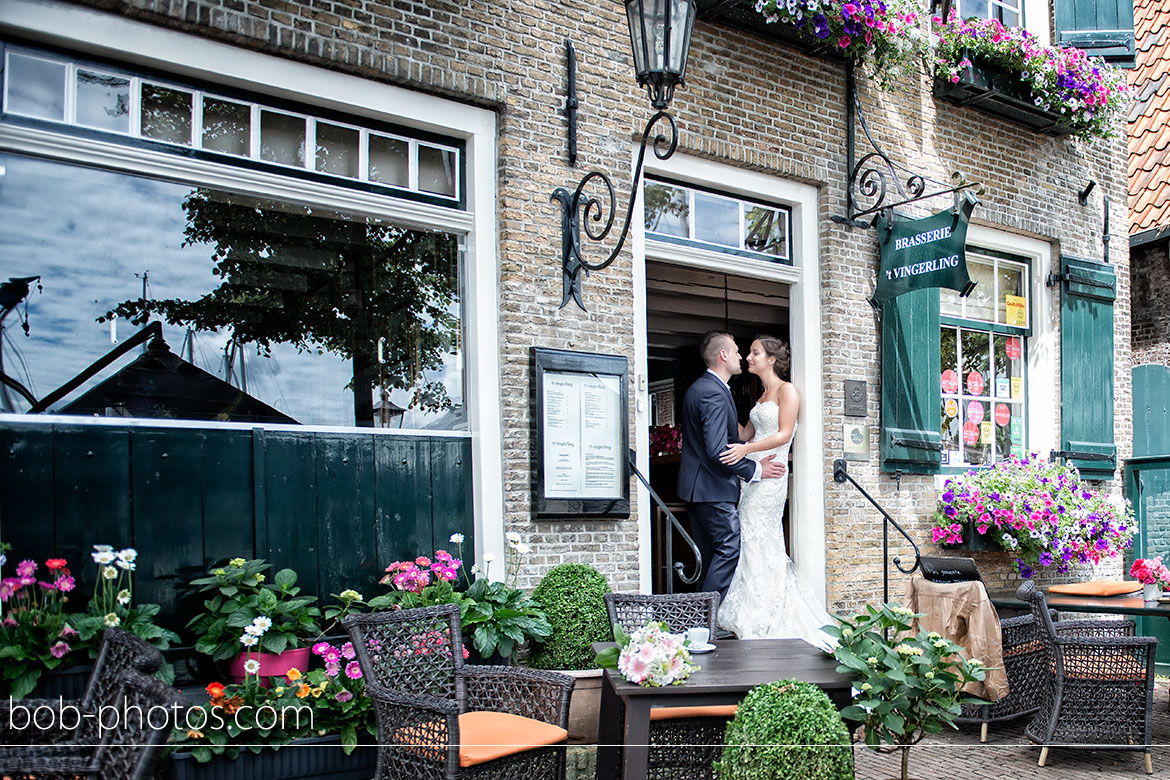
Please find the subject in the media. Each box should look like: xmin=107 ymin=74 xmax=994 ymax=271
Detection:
xmin=717 ymin=403 xmax=836 ymax=651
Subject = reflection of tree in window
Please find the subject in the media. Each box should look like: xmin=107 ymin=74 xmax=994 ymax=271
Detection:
xmin=744 ymin=206 xmax=785 ymax=256
xmin=104 ymin=190 xmax=460 ymax=426
xmin=643 ymin=183 xmax=689 ymax=236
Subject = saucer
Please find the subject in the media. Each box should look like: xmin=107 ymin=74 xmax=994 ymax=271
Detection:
xmin=688 ymin=642 xmax=716 ymax=654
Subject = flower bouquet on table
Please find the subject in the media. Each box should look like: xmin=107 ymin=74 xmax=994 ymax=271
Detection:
xmin=929 ymin=453 xmax=1135 ymax=579
xmin=0 ymin=547 xmax=84 ymax=698
xmin=649 ymin=425 xmax=682 ymax=457
xmin=594 ymin=620 xmax=699 ymax=687
xmin=72 ymin=544 xmax=180 ymax=682
xmin=1129 ymin=557 xmax=1170 ymax=600
xmin=932 ymin=12 xmax=1130 ymax=139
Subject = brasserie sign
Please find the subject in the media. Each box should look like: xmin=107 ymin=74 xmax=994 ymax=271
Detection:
xmin=870 ymin=192 xmax=977 ymax=308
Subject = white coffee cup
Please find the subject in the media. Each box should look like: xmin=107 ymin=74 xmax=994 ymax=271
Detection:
xmin=686 ymin=626 xmax=710 ymax=647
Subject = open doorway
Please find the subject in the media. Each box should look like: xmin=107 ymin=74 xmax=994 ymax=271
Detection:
xmin=644 ymin=260 xmax=791 ymax=593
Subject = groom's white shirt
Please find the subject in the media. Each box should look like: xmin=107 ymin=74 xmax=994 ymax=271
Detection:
xmin=706 ymin=369 xmax=763 ymax=483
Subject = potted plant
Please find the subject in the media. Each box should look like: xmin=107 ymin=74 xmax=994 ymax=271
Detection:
xmin=186 ymin=558 xmax=322 ymax=681
xmin=166 ymin=652 xmax=376 ymax=780
xmin=932 ymin=13 xmax=1129 ymax=139
xmin=928 ymin=453 xmax=1135 ymax=578
xmin=713 ymin=679 xmax=854 ymax=780
xmin=827 ymin=602 xmax=986 ymax=780
xmin=0 ymin=548 xmax=85 ymax=699
xmin=527 ymin=562 xmax=613 ymax=743
xmin=71 ymin=544 xmax=181 ymax=683
xmin=365 ymin=533 xmax=552 ymax=664
xmin=753 ymin=0 xmax=925 ymax=89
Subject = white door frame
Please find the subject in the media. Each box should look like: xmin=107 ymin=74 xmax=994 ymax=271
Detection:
xmin=631 ymin=152 xmax=826 ymax=604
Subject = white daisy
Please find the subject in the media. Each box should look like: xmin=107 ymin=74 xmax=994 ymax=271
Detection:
xmin=243 ymin=659 xmax=261 ymax=675
xmin=240 ymin=634 xmax=259 ymax=647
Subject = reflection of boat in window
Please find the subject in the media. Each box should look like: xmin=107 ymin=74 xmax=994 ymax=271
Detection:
xmin=28 ymin=321 xmax=297 ymax=424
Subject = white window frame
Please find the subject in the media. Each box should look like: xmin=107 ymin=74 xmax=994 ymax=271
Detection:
xmin=633 ymin=152 xmax=826 ymax=604
xmin=644 ymin=177 xmax=792 ymax=262
xmin=935 ymin=225 xmax=1056 ymax=484
xmin=0 ymin=0 xmax=505 ymax=567
xmin=949 ymin=0 xmax=1051 ymax=45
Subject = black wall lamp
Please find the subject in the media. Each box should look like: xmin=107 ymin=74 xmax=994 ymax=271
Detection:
xmin=551 ymin=0 xmax=696 ymax=311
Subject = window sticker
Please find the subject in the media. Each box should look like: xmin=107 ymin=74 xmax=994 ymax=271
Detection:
xmin=941 ymin=369 xmax=959 ymax=394
xmin=966 ymin=371 xmax=985 ymax=396
xmin=995 ymin=403 xmax=1011 ymax=426
xmin=1005 ymin=295 xmax=1026 ymax=327
xmin=1011 ymin=377 xmax=1023 ymax=399
xmin=980 ymin=421 xmax=994 ymax=444
xmin=963 ymin=421 xmax=980 ymax=446
xmin=945 ymin=398 xmax=958 ymax=418
xmin=1005 ymin=336 xmax=1022 ymax=360
xmin=966 ymin=400 xmax=985 ymax=425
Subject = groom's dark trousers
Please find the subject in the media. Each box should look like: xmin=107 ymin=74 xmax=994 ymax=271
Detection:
xmin=677 ymin=371 xmax=756 ymax=603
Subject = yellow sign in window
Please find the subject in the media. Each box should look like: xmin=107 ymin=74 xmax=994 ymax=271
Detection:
xmin=1005 ymin=295 xmax=1026 ymax=327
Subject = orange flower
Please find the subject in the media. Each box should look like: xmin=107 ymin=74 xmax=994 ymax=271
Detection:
xmin=286 ymin=668 xmax=302 ymax=681
xmin=296 ymin=684 xmax=311 ymax=698
xmin=221 ymin=695 xmax=245 ymax=714
xmin=205 ymin=682 xmax=225 ymax=697
xmin=186 ymin=729 xmax=205 ymax=739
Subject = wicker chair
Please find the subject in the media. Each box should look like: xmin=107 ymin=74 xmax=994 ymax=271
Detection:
xmin=344 ymin=604 xmax=574 ymax=780
xmin=956 ymin=609 xmax=1056 ymax=742
xmin=1016 ymin=580 xmax=1157 ymax=774
xmin=604 ymin=592 xmax=731 ymax=780
xmin=0 ymin=668 xmax=184 ymax=779
xmin=0 ymin=627 xmax=163 ymax=747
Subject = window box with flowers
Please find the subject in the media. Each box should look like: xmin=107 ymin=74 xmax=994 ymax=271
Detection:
xmin=750 ymin=0 xmax=926 ymax=88
xmin=929 ymin=453 xmax=1135 ymax=578
xmin=932 ymin=14 xmax=1129 ymax=139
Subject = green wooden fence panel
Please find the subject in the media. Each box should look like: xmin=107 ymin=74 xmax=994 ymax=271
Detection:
xmin=0 ymin=423 xmax=473 ymax=632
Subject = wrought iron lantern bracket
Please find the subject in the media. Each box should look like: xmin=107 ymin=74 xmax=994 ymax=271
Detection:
xmin=832 ymin=64 xmax=981 ymax=229
xmin=551 ymin=110 xmax=679 ymax=311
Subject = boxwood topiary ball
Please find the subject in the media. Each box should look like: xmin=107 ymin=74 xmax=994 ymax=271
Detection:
xmin=528 ymin=563 xmax=612 ymax=670
xmin=714 ymin=679 xmax=854 ymax=780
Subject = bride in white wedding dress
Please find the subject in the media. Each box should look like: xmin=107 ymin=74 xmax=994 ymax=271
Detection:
xmin=716 ymin=336 xmax=835 ymax=652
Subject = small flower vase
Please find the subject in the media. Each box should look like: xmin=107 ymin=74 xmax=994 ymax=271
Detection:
xmin=1143 ymin=583 xmax=1161 ymax=602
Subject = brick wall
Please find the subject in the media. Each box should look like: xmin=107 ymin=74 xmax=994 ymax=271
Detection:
xmin=47 ymin=0 xmax=1132 ymax=606
xmin=1132 ymin=240 xmax=1170 ymax=367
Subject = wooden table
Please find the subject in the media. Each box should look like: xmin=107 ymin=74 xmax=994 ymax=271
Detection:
xmin=988 ymin=589 xmax=1170 ymax=618
xmin=591 ymin=638 xmax=852 ymax=780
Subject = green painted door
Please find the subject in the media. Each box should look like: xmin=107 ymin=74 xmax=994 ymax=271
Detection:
xmin=1131 ymin=364 xmax=1170 ymax=672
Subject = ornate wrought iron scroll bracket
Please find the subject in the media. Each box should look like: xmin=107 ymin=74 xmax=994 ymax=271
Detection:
xmin=550 ymin=110 xmax=679 ymax=311
xmin=831 ymin=64 xmax=981 ymax=228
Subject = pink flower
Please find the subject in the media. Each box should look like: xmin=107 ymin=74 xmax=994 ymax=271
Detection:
xmin=334 ymin=690 xmax=353 ymax=703
xmin=55 ymin=576 xmax=75 ymax=593
xmin=341 ymin=642 xmax=356 ymax=660
xmin=312 ymin=641 xmax=333 ymax=657
xmin=325 ymin=661 xmax=341 ymax=677
xmin=15 ymin=560 xmax=36 ymax=578
xmin=838 ymin=35 xmax=852 ymax=48
xmin=344 ymin=661 xmax=362 ymax=679
xmin=324 ymin=648 xmax=342 ymax=664
xmin=49 ymin=642 xmax=70 ymax=659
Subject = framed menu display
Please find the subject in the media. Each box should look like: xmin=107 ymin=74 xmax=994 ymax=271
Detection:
xmin=533 ymin=348 xmax=629 ymax=518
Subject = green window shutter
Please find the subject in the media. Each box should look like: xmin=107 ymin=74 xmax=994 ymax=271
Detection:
xmin=1058 ymin=256 xmax=1117 ymax=476
xmin=881 ymin=288 xmax=942 ymax=473
xmin=1053 ymin=0 xmax=1136 ymax=67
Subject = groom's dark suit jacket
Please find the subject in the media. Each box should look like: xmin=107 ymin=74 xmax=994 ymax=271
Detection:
xmin=677 ymin=371 xmax=756 ymax=503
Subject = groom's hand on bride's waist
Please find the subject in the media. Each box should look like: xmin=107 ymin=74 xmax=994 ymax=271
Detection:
xmin=760 ymin=454 xmax=787 ymax=480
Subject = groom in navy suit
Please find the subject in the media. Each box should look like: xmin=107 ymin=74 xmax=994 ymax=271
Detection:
xmin=678 ymin=331 xmax=785 ymax=603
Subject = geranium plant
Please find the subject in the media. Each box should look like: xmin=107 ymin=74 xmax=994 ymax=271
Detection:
xmin=933 ymin=13 xmax=1129 ymax=138
xmin=0 ymin=548 xmax=83 ymax=698
xmin=187 ymin=558 xmax=322 ymax=662
xmin=828 ymin=602 xmax=986 ymax=780
xmin=754 ymin=0 xmax=926 ymax=88
xmin=594 ymin=620 xmax=699 ymax=687
xmin=929 ymin=453 xmax=1135 ymax=578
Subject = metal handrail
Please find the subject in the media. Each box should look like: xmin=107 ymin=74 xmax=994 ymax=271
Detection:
xmin=833 ymin=458 xmax=921 ymax=603
xmin=629 ymin=451 xmax=702 ymax=590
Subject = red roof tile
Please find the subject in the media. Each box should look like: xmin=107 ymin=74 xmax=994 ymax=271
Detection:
xmin=1129 ymin=0 xmax=1170 ymax=234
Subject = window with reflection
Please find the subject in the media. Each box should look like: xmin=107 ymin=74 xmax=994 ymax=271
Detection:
xmin=954 ymin=0 xmax=1021 ymax=27
xmin=0 ymin=153 xmax=465 ymax=430
xmin=939 ymin=249 xmax=1029 ymax=467
xmin=643 ymin=178 xmax=790 ymax=262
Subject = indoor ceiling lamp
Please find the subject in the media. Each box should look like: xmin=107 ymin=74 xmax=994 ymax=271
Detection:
xmin=551 ymin=0 xmax=696 ymax=311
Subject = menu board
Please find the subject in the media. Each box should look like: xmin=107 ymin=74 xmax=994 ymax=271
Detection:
xmin=543 ymin=372 xmax=622 ymax=498
xmin=534 ymin=348 xmax=630 ymax=518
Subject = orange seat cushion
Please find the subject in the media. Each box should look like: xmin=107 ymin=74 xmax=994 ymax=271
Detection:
xmin=1048 ymin=580 xmax=1142 ymax=597
xmin=649 ymin=704 xmax=738 ymax=721
xmin=394 ymin=711 xmax=568 ymax=768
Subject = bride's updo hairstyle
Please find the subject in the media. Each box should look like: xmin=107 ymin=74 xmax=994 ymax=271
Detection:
xmin=754 ymin=334 xmax=791 ymax=381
